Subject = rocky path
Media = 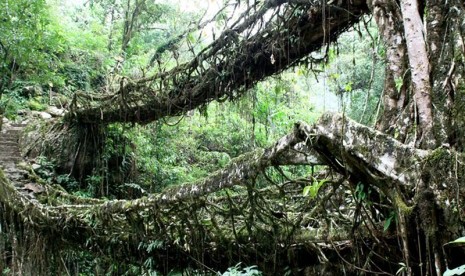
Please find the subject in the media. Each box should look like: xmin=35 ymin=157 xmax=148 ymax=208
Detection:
xmin=0 ymin=121 xmax=39 ymax=198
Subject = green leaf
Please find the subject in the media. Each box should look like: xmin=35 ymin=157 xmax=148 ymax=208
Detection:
xmin=383 ymin=212 xmax=396 ymax=232
xmin=302 ymin=185 xmax=311 ymax=197
xmin=395 ymin=77 xmax=403 ymax=92
xmin=444 ymin=236 xmax=465 ymax=246
xmin=444 ymin=264 xmax=465 ymax=276
xmin=383 ymin=216 xmax=392 ymax=232
xmin=296 ymin=68 xmax=305 ymax=76
xmin=329 ymin=73 xmax=340 ymax=80
xmin=303 ymin=179 xmax=327 ymax=199
xmin=396 ymin=262 xmax=406 ymax=275
xmin=187 ymin=33 xmax=195 ymax=43
xmin=201 ymin=219 xmax=212 ymax=226
xmin=344 ymin=81 xmax=353 ymax=92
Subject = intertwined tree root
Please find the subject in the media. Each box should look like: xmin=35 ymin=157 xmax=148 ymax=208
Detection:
xmin=2 ymin=113 xmax=463 ymax=274
xmin=66 ymin=0 xmax=369 ymax=125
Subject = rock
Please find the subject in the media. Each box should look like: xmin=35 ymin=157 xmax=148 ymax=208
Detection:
xmin=46 ymin=106 xmax=65 ymax=117
xmin=32 ymin=163 xmax=41 ymax=171
xmin=21 ymin=85 xmax=43 ymax=98
xmin=40 ymin=112 xmax=52 ymax=119
xmin=2 ymin=117 xmax=9 ymax=124
xmin=17 ymin=109 xmax=29 ymax=115
xmin=31 ymin=111 xmax=52 ymax=119
xmin=22 ymin=183 xmax=45 ymax=194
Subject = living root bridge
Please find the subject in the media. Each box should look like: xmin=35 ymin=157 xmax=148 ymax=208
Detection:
xmin=2 ymin=113 xmax=465 ymax=273
xmin=66 ymin=0 xmax=369 ymax=125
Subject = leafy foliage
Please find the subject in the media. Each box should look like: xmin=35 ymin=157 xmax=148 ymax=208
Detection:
xmin=303 ymin=178 xmax=327 ymax=199
xmin=326 ymin=22 xmax=385 ymax=125
xmin=221 ymin=263 xmax=262 ymax=276
xmin=0 ymin=0 xmax=66 ymax=94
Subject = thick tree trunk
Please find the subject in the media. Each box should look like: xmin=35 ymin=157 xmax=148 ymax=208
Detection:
xmin=372 ymin=0 xmax=465 ymax=273
xmin=400 ymin=0 xmax=435 ymax=148
xmin=427 ymin=0 xmax=465 ymax=150
xmin=371 ymin=0 xmax=411 ymax=139
xmin=374 ymin=0 xmax=465 ymax=149
xmin=121 ymin=0 xmax=145 ymax=53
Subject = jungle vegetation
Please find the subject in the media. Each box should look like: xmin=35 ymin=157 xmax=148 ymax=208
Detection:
xmin=1 ymin=0 xmax=465 ymax=275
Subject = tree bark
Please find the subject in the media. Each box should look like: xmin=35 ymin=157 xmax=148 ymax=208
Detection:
xmin=370 ymin=0 xmax=411 ymax=140
xmin=121 ymin=0 xmax=145 ymax=53
xmin=400 ymin=0 xmax=435 ymax=148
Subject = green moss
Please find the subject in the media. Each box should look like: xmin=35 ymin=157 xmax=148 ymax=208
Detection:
xmin=233 ymin=148 xmax=264 ymax=163
xmin=423 ymin=148 xmax=464 ymax=181
xmin=393 ymin=192 xmax=414 ymax=215
xmin=425 ymin=147 xmax=449 ymax=163
xmin=27 ymin=97 xmax=47 ymax=111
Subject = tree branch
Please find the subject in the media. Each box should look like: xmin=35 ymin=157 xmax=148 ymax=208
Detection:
xmin=66 ymin=0 xmax=369 ymax=125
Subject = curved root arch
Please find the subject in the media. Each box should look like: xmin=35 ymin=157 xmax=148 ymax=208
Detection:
xmin=67 ymin=0 xmax=369 ymax=125
xmin=2 ymin=114 xmax=464 ymax=274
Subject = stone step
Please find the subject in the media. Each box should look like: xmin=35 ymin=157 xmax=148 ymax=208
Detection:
xmin=0 ymin=139 xmax=18 ymax=143
xmin=0 ymin=122 xmax=34 ymax=194
xmin=0 ymin=144 xmax=19 ymax=150
xmin=0 ymin=133 xmax=19 ymax=138
xmin=0 ymin=140 xmax=19 ymax=145
xmin=0 ymin=156 xmax=21 ymax=161
xmin=0 ymin=129 xmax=20 ymax=133
xmin=4 ymin=123 xmax=25 ymax=128
xmin=10 ymin=123 xmax=27 ymax=127
xmin=0 ymin=146 xmax=18 ymax=150
xmin=0 ymin=135 xmax=19 ymax=140
xmin=0 ymin=131 xmax=19 ymax=135
xmin=2 ymin=166 xmax=25 ymax=173
xmin=0 ymin=146 xmax=20 ymax=151
xmin=2 ymin=126 xmax=22 ymax=130
xmin=1 ymin=131 xmax=22 ymax=136
xmin=0 ymin=142 xmax=19 ymax=147
xmin=0 ymin=147 xmax=19 ymax=152
xmin=3 ymin=138 xmax=20 ymax=142
xmin=1 ymin=131 xmax=20 ymax=135
xmin=8 ymin=172 xmax=27 ymax=181
xmin=1 ymin=134 xmax=20 ymax=139
xmin=0 ymin=145 xmax=19 ymax=149
xmin=0 ymin=161 xmax=17 ymax=168
xmin=0 ymin=152 xmax=21 ymax=157
xmin=0 ymin=148 xmax=18 ymax=154
xmin=0 ymin=157 xmax=22 ymax=163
